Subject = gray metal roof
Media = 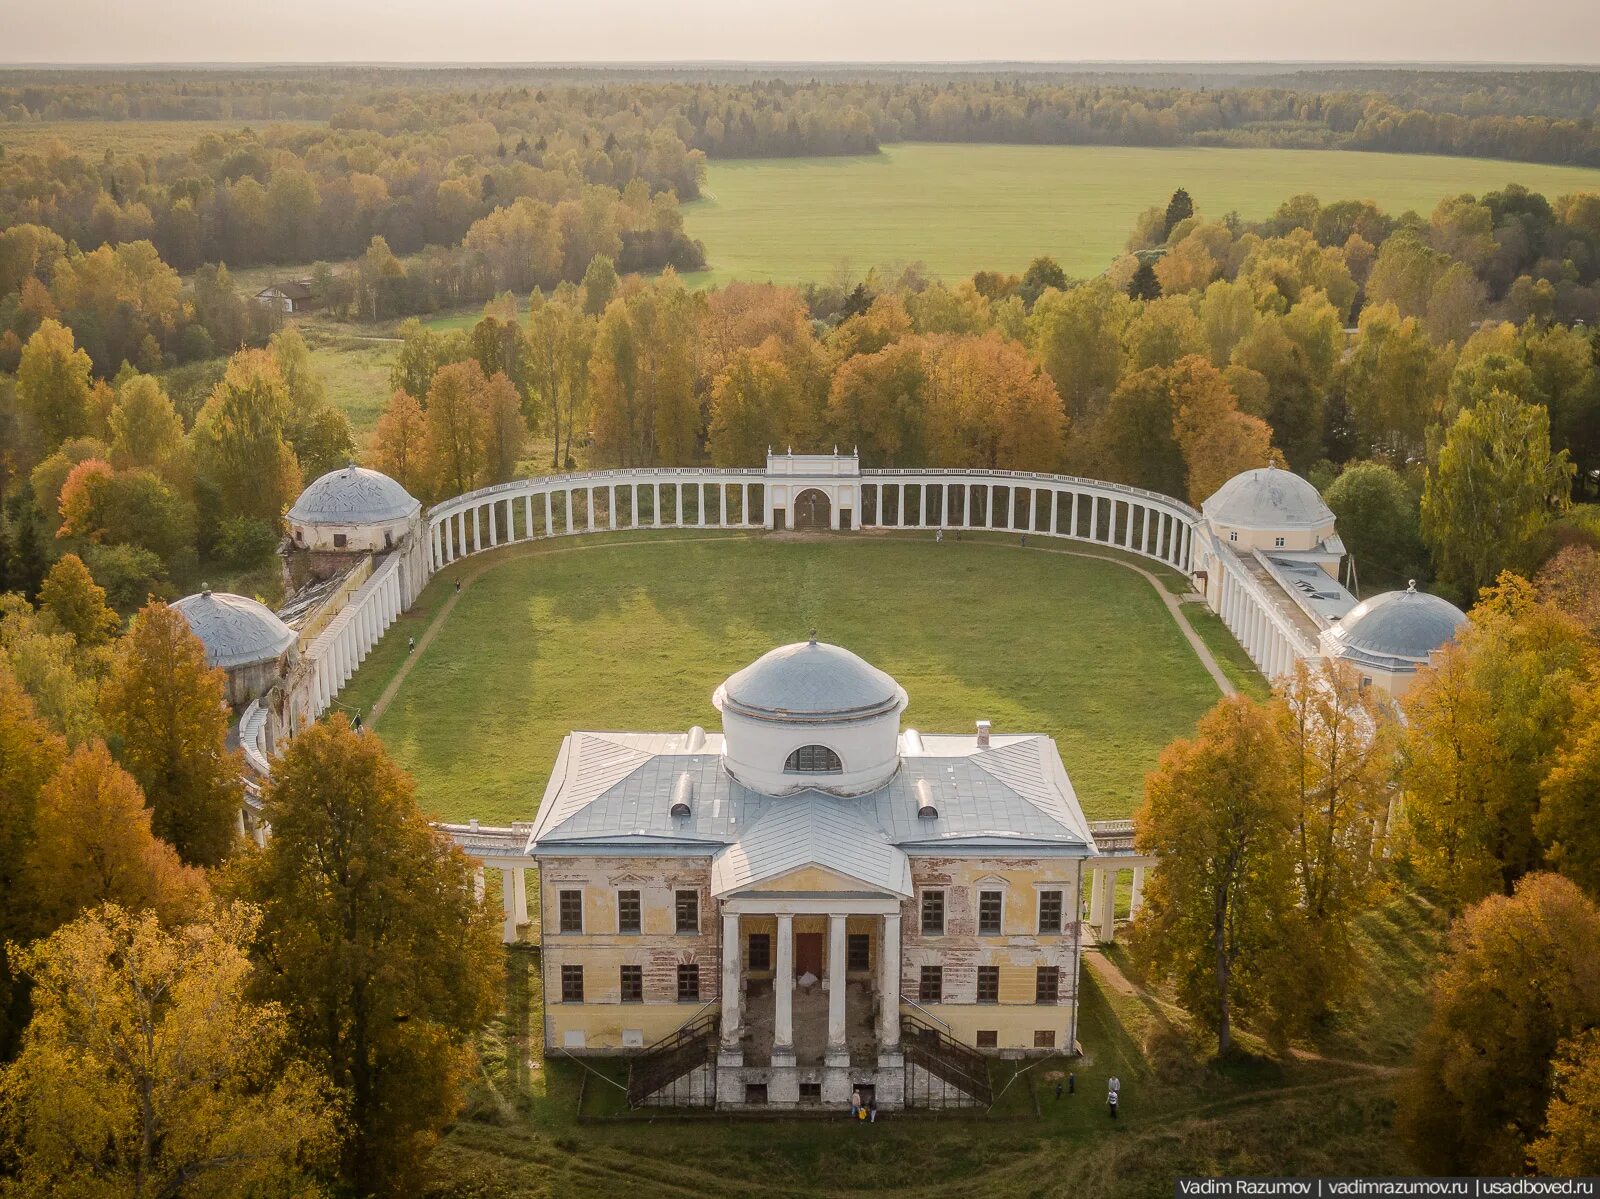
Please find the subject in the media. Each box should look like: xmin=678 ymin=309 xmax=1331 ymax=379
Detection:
xmin=287 ymin=465 xmax=420 ymax=526
xmin=713 ymin=639 xmax=907 ymax=723
xmin=173 ymin=590 xmax=296 ymax=670
xmin=1325 ymin=585 xmax=1466 ymax=670
xmin=528 ymin=730 xmax=1096 ymax=875
xmin=711 ymin=796 xmax=914 ymax=896
xmin=1202 ymin=465 xmax=1333 ymax=530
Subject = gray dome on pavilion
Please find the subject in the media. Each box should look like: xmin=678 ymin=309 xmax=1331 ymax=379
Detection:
xmin=1325 ymin=585 xmax=1466 ymax=670
xmin=713 ymin=639 xmax=908 ymax=724
xmin=287 ymin=465 xmax=419 ymax=526
xmin=173 ymin=590 xmax=297 ymax=671
xmin=1202 ymin=465 xmax=1333 ymax=530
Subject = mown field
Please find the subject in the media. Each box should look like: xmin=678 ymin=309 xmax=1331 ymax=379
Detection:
xmin=0 ymin=118 xmax=313 ymax=158
xmin=338 ymin=532 xmax=1233 ymax=825
xmin=682 ymin=142 xmax=1600 ymax=284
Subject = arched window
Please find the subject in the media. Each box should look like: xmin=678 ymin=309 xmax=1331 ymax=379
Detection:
xmin=784 ymin=744 xmax=842 ymax=774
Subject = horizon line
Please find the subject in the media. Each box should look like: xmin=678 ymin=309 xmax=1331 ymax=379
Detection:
xmin=3 ymin=58 xmax=1599 ymax=69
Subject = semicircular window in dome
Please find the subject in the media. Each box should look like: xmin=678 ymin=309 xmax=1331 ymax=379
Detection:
xmin=784 ymin=744 xmax=842 ymax=774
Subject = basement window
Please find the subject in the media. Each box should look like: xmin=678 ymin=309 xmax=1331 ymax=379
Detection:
xmin=1034 ymin=1030 xmax=1057 ymax=1049
xmin=977 ymin=1030 xmax=998 ymax=1048
xmin=798 ymin=1083 xmax=821 ymax=1103
xmin=745 ymin=1084 xmax=768 ymax=1105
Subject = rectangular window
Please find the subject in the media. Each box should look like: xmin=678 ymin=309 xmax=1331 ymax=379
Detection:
xmin=1034 ymin=1030 xmax=1057 ymax=1049
xmin=847 ymin=933 xmax=871 ymax=972
xmin=561 ymin=964 xmax=584 ymax=1003
xmin=333 ymin=532 xmax=348 ymax=548
xmin=748 ymin=933 xmax=771 ymax=971
xmin=1036 ymin=966 xmax=1060 ymax=1005
xmin=1038 ymin=891 xmax=1063 ymax=936
xmin=920 ymin=890 xmax=945 ymax=936
xmin=620 ymin=965 xmax=643 ymax=1003
xmin=675 ymin=890 xmax=699 ymax=935
xmin=618 ymin=890 xmax=641 ymax=934
xmin=677 ymin=964 xmax=700 ymax=1002
xmin=919 ymin=965 xmax=943 ymax=1005
xmin=558 ymin=889 xmax=582 ymax=934
xmin=1274 ymin=536 xmax=1286 ymax=548
xmin=978 ymin=890 xmax=1003 ymax=936
xmin=977 ymin=1030 xmax=998 ymax=1048
xmin=977 ymin=965 xmax=1000 ymax=1004
xmin=799 ymin=1082 xmax=821 ymax=1103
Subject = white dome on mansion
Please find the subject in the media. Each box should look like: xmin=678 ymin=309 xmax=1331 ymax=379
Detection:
xmin=713 ymin=638 xmax=909 ymax=797
xmin=286 ymin=465 xmax=421 ymax=554
xmin=1202 ymin=464 xmax=1334 ymax=532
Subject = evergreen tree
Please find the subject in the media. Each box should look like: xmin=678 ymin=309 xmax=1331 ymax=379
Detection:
xmin=1128 ymin=259 xmax=1163 ymax=301
xmin=1163 ymin=187 xmax=1196 ymax=240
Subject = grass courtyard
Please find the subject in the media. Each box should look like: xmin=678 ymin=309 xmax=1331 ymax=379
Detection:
xmin=683 ymin=142 xmax=1600 ymax=284
xmin=337 ymin=532 xmax=1233 ymax=825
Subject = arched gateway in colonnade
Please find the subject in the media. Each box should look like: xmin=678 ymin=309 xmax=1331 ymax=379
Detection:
xmin=793 ymin=487 xmax=832 ymax=530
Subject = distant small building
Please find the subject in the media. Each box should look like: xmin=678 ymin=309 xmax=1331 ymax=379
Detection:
xmin=254 ymin=280 xmax=316 ymax=314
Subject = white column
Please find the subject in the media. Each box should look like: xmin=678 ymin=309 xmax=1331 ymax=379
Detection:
xmin=1045 ymin=488 xmax=1056 ymax=534
xmin=544 ymin=491 xmax=553 ymax=535
xmin=722 ymin=912 xmax=742 ymax=1046
xmin=501 ymin=869 xmax=517 ymax=944
xmin=489 ymin=501 xmax=498 ymax=546
xmin=1098 ymin=867 xmax=1117 ymax=942
xmin=513 ymin=867 xmax=528 ymax=925
xmin=631 ymin=485 xmax=639 ymax=528
xmin=474 ymin=867 xmax=486 ymax=903
xmin=1142 ymin=506 xmax=1153 ymax=555
xmin=1089 ymin=866 xmax=1103 ymax=923
xmin=774 ymin=913 xmax=794 ymax=1059
xmin=826 ymin=913 xmax=848 ymax=1061
xmin=524 ymin=493 xmax=533 ymax=539
xmin=878 ymin=912 xmax=901 ymax=1050
xmin=698 ymin=484 xmax=707 ymax=527
xmin=1130 ymin=866 xmax=1145 ymax=916
xmin=1069 ymin=491 xmax=1079 ymax=538
xmin=652 ymin=483 xmax=661 ymax=527
xmin=718 ymin=484 xmax=727 ymax=526
xmin=471 ymin=508 xmax=482 ymax=553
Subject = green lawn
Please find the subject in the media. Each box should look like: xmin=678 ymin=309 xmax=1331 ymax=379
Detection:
xmin=339 ymin=534 xmax=1227 ymax=825
xmin=682 ymin=143 xmax=1600 ymax=284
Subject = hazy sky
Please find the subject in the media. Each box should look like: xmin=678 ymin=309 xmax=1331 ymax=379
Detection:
xmin=4 ymin=0 xmax=1598 ymax=66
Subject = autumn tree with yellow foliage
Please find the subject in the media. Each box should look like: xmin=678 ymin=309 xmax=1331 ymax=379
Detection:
xmin=234 ymin=717 xmax=500 ymax=1196
xmin=99 ymin=601 xmax=242 ymax=868
xmin=36 ymin=553 xmax=117 ymax=646
xmin=0 ymin=903 xmax=338 ymax=1198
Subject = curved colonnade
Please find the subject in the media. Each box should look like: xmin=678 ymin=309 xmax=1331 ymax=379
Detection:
xmin=421 ymin=465 xmax=1309 ymax=686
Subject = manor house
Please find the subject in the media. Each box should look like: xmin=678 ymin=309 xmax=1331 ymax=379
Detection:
xmin=527 ymin=637 xmax=1097 ymax=1110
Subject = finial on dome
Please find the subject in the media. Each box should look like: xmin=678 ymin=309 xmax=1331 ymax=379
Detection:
xmin=201 ymin=583 xmax=212 ymax=597
xmin=1407 ymin=579 xmax=1417 ymax=593
xmin=808 ymin=628 xmax=818 ymax=646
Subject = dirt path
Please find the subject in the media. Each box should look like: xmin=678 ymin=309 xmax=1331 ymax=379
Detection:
xmin=1082 ymin=947 xmax=1141 ymax=997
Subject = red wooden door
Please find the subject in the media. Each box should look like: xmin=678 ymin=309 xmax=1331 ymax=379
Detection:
xmin=794 ymin=932 xmax=823 ymax=978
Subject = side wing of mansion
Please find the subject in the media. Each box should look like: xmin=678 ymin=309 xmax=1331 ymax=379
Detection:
xmin=527 ymin=638 xmax=1096 ymax=1110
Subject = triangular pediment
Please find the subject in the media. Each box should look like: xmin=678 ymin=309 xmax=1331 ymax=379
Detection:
xmin=739 ymin=862 xmax=890 ymax=895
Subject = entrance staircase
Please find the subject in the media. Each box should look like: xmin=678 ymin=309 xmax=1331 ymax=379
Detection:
xmin=900 ymin=1012 xmax=993 ymax=1106
xmin=625 ymin=1009 xmax=719 ymax=1107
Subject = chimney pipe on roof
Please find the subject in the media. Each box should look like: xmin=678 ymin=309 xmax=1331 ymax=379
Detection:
xmin=670 ymin=772 xmax=694 ymax=818
xmin=976 ymin=719 xmax=991 ymax=748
